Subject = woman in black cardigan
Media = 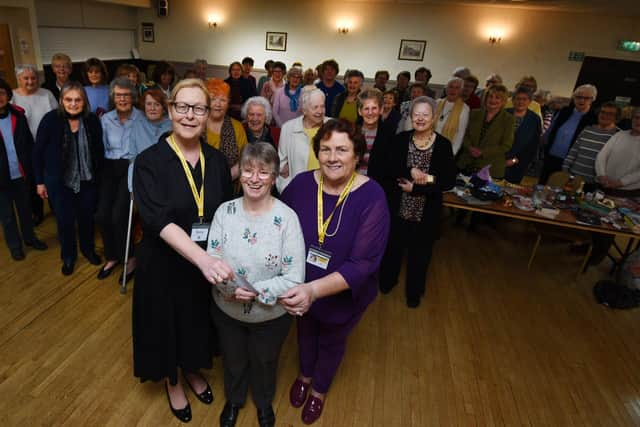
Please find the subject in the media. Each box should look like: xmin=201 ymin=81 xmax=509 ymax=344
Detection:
xmin=33 ymin=81 xmax=103 ymax=275
xmin=379 ymin=96 xmax=456 ymax=308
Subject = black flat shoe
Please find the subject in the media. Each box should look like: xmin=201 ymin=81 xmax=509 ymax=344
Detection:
xmin=186 ymin=374 xmax=213 ymax=404
xmin=165 ymin=382 xmax=192 ymax=423
xmin=10 ymin=249 xmax=25 ymax=261
xmin=85 ymin=253 xmax=102 ymax=266
xmin=62 ymin=261 xmax=75 ymax=276
xmin=25 ymin=239 xmax=48 ymax=250
xmin=118 ymin=269 xmax=136 ymax=285
xmin=220 ymin=402 xmax=241 ymax=427
xmin=257 ymin=406 xmax=275 ymax=427
xmin=97 ymin=262 xmax=119 ymax=280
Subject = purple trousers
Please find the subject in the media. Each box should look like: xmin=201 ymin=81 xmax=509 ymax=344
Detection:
xmin=297 ymin=310 xmax=365 ymax=393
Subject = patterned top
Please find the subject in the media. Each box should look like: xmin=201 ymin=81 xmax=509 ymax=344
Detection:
xmin=358 ymin=127 xmax=377 ymax=175
xmin=207 ymin=197 xmax=306 ymax=322
xmin=399 ymin=142 xmax=434 ymax=222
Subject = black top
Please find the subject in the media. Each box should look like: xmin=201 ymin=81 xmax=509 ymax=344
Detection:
xmin=32 ymin=110 xmax=103 ymax=186
xmin=380 ymin=131 xmax=456 ymax=233
xmin=0 ymin=105 xmax=34 ymax=189
xmin=131 ymin=135 xmax=232 ymax=383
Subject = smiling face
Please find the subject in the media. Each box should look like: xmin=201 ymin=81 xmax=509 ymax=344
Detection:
xmin=485 ymin=91 xmax=506 ymax=113
xmin=160 ymin=71 xmax=173 ymax=88
xmin=271 ymin=67 xmax=285 ymax=84
xmin=346 ymin=77 xmax=362 ymax=96
xmin=288 ymin=71 xmax=302 ymax=89
xmin=359 ymin=98 xmax=381 ymax=128
xmin=246 ymin=103 xmax=266 ymax=134
xmin=323 ymin=66 xmax=337 ymax=83
xmin=52 ymin=60 xmax=71 ymax=84
xmin=209 ymin=94 xmax=229 ymax=121
xmin=512 ymin=93 xmax=531 ymax=113
xmin=144 ymin=93 xmax=164 ymax=122
xmin=62 ymin=89 xmax=85 ymax=116
xmin=411 ymin=101 xmax=434 ymax=133
xmin=383 ymin=93 xmax=396 ymax=111
xmin=375 ymin=73 xmax=388 ymax=89
xmin=303 ymin=92 xmax=325 ymax=127
xmin=87 ymin=67 xmax=102 ymax=86
xmin=318 ymin=131 xmax=358 ymax=187
xmin=240 ymin=159 xmax=275 ymax=203
xmin=18 ymin=69 xmax=38 ymax=94
xmin=397 ymin=74 xmax=409 ymax=90
xmin=573 ymin=89 xmax=594 ymax=113
xmin=446 ymin=81 xmax=462 ymax=102
xmin=113 ymin=85 xmax=133 ymax=115
xmin=170 ymin=87 xmax=208 ymax=142
xmin=631 ymin=112 xmax=640 ymax=135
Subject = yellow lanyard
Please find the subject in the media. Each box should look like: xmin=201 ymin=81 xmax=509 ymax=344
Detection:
xmin=168 ymin=135 xmax=205 ymax=220
xmin=317 ymin=172 xmax=356 ymax=245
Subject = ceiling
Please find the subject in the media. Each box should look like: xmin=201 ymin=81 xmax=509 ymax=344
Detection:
xmin=349 ymin=0 xmax=640 ymax=17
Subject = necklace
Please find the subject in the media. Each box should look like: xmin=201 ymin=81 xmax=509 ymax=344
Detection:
xmin=412 ymin=132 xmax=435 ymax=149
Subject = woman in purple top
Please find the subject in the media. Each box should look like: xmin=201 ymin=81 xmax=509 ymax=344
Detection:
xmin=280 ymin=119 xmax=390 ymax=425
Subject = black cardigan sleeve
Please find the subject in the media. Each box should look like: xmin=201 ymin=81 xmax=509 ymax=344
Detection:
xmin=410 ymin=135 xmax=456 ymax=196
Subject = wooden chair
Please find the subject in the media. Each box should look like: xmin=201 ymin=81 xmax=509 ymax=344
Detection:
xmin=527 ymin=171 xmax=592 ymax=277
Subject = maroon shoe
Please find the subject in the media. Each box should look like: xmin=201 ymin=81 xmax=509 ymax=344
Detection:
xmin=301 ymin=395 xmax=324 ymax=425
xmin=289 ymin=378 xmax=311 ymax=408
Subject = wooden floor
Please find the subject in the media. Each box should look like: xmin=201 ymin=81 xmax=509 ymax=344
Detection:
xmin=2 ymin=213 xmax=640 ymax=426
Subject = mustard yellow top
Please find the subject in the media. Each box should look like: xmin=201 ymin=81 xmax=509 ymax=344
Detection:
xmin=205 ymin=117 xmax=248 ymax=155
xmin=338 ymin=100 xmax=358 ymax=123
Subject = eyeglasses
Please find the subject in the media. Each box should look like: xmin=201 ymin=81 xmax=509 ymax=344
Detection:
xmin=240 ymin=168 xmax=273 ymax=180
xmin=114 ymin=93 xmax=132 ymax=99
xmin=574 ymin=96 xmax=592 ymax=101
xmin=172 ymin=102 xmax=209 ymax=116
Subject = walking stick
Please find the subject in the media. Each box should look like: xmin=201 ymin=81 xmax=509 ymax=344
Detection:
xmin=121 ymin=192 xmax=134 ymax=294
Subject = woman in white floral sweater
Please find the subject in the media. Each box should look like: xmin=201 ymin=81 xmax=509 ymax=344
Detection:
xmin=207 ymin=142 xmax=305 ymax=427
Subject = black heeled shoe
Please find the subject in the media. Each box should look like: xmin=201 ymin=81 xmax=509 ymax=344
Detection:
xmin=186 ymin=373 xmax=213 ymax=404
xmin=62 ymin=261 xmax=75 ymax=276
xmin=220 ymin=402 xmax=241 ymax=427
xmin=257 ymin=406 xmax=275 ymax=427
xmin=97 ymin=262 xmax=119 ymax=280
xmin=118 ymin=268 xmax=135 ymax=285
xmin=165 ymin=382 xmax=192 ymax=423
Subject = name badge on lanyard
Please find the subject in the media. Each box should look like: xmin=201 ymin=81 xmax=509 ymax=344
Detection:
xmin=190 ymin=222 xmax=210 ymax=242
xmin=307 ymin=245 xmax=332 ymax=270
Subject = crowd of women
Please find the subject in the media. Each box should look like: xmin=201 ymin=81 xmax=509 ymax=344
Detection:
xmin=2 ymin=52 xmax=639 ymax=426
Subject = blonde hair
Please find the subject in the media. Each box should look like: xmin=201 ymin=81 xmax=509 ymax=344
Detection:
xmin=170 ymin=78 xmax=211 ymax=107
xmin=51 ymin=53 xmax=71 ymax=66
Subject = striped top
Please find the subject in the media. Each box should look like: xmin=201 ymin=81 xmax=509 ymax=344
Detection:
xmin=562 ymin=125 xmax=618 ymax=183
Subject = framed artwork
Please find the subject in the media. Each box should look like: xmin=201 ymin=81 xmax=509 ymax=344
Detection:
xmin=266 ymin=32 xmax=287 ymax=51
xmin=398 ymin=39 xmax=426 ymax=61
xmin=141 ymin=22 xmax=155 ymax=43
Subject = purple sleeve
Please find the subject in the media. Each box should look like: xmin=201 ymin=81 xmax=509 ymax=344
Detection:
xmin=336 ymin=190 xmax=390 ymax=300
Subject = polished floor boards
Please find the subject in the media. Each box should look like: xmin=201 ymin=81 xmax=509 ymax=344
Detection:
xmin=1 ymin=213 xmax=640 ymax=426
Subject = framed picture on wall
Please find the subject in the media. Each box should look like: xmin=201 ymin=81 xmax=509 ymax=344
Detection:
xmin=142 ymin=23 xmax=155 ymax=43
xmin=266 ymin=32 xmax=287 ymax=51
xmin=398 ymin=39 xmax=426 ymax=61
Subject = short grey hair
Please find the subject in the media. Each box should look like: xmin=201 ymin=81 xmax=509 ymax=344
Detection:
xmin=15 ymin=64 xmax=38 ymax=78
xmin=573 ymin=84 xmax=597 ymax=101
xmin=301 ymin=85 xmax=325 ymax=111
xmin=446 ymin=77 xmax=464 ymax=89
xmin=194 ymin=58 xmax=208 ymax=67
xmin=239 ymin=142 xmax=280 ymax=178
xmin=109 ymin=77 xmax=138 ymax=105
xmin=241 ymin=96 xmax=272 ymax=124
xmin=485 ymin=73 xmax=503 ymax=84
xmin=287 ymin=67 xmax=303 ymax=79
xmin=409 ymin=96 xmax=437 ymax=117
xmin=452 ymin=67 xmax=471 ymax=79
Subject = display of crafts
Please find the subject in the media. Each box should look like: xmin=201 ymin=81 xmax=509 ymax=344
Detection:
xmin=450 ymin=170 xmax=640 ymax=234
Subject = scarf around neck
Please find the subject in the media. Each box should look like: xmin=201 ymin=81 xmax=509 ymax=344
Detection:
xmin=284 ymin=83 xmax=302 ymax=112
xmin=435 ymin=98 xmax=465 ymax=143
xmin=220 ymin=115 xmax=239 ymax=167
xmin=62 ymin=118 xmax=93 ymax=193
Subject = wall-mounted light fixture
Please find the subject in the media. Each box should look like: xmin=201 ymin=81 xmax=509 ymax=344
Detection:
xmin=489 ymin=35 xmax=501 ymax=44
xmin=336 ymin=19 xmax=352 ymax=35
xmin=207 ymin=14 xmax=221 ymax=30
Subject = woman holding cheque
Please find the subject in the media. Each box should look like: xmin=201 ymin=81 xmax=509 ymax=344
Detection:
xmin=207 ymin=142 xmax=305 ymax=427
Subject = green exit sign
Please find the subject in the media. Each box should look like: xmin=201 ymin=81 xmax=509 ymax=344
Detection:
xmin=618 ymin=40 xmax=640 ymax=52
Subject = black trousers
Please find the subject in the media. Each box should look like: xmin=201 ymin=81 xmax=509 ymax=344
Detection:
xmin=47 ymin=178 xmax=97 ymax=263
xmin=539 ymin=154 xmax=564 ymax=185
xmin=379 ymin=216 xmax=436 ymax=302
xmin=211 ymin=303 xmax=291 ymax=409
xmin=95 ymin=159 xmax=132 ymax=262
xmin=0 ymin=178 xmax=36 ymax=251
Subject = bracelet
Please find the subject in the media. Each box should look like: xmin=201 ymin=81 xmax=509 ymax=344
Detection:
xmin=307 ymin=282 xmax=317 ymax=302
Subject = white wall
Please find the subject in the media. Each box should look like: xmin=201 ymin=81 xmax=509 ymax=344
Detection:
xmin=135 ymin=0 xmax=640 ymax=97
xmin=35 ymin=0 xmax=138 ymax=29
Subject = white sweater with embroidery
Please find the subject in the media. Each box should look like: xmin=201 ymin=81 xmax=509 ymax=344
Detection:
xmin=207 ymin=197 xmax=306 ymax=323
